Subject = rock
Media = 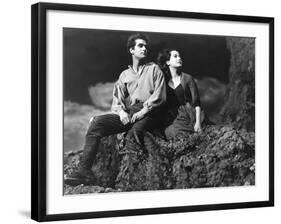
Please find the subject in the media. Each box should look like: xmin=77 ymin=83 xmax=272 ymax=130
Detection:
xmin=64 ymin=125 xmax=255 ymax=194
xmin=220 ymin=37 xmax=255 ymax=131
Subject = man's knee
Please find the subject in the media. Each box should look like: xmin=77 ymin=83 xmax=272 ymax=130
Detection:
xmin=86 ymin=115 xmax=105 ymax=137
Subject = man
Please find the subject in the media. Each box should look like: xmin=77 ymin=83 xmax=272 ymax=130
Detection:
xmin=65 ymin=33 xmax=166 ymax=186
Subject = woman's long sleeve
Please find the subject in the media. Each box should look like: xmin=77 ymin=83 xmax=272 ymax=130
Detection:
xmin=188 ymin=77 xmax=201 ymax=107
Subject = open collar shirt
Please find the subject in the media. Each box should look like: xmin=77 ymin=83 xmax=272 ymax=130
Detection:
xmin=111 ymin=62 xmax=166 ymax=114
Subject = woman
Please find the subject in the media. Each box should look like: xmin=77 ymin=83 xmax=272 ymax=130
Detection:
xmin=157 ymin=49 xmax=205 ymax=139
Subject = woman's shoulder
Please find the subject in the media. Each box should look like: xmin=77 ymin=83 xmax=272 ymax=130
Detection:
xmin=181 ymin=72 xmax=193 ymax=78
xmin=181 ymin=72 xmax=195 ymax=84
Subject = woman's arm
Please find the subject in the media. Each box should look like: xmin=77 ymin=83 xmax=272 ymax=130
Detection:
xmin=187 ymin=76 xmax=201 ymax=108
xmin=194 ymin=106 xmax=202 ymax=133
xmin=185 ymin=74 xmax=202 ymax=132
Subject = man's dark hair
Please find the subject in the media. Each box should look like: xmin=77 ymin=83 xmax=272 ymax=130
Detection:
xmin=127 ymin=33 xmax=149 ymax=54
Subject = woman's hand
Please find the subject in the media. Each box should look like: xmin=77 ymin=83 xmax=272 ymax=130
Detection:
xmin=194 ymin=121 xmax=202 ymax=133
xmin=194 ymin=106 xmax=202 ymax=133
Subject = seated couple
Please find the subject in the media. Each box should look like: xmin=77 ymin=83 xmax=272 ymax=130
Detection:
xmin=65 ymin=33 xmax=206 ymax=186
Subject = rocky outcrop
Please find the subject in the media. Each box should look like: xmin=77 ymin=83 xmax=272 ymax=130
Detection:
xmin=220 ymin=37 xmax=255 ymax=131
xmin=64 ymin=125 xmax=255 ymax=194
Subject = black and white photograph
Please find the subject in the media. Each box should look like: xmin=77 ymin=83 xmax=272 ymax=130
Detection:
xmin=1 ymin=0 xmax=280 ymax=223
xmin=63 ymin=28 xmax=256 ymax=194
xmin=30 ymin=2 xmax=274 ymax=222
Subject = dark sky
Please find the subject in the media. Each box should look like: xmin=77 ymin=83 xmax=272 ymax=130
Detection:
xmin=63 ymin=28 xmax=231 ymax=105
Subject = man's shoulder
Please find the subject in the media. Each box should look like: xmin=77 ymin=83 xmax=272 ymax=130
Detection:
xmin=145 ymin=62 xmax=156 ymax=66
xmin=119 ymin=62 xmax=162 ymax=80
xmin=144 ymin=62 xmax=163 ymax=75
xmin=121 ymin=62 xmax=160 ymax=71
xmin=118 ymin=67 xmax=131 ymax=80
xmin=145 ymin=62 xmax=160 ymax=69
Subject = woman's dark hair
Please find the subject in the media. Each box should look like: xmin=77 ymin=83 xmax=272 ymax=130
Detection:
xmin=157 ymin=48 xmax=179 ymax=83
xmin=127 ymin=33 xmax=149 ymax=54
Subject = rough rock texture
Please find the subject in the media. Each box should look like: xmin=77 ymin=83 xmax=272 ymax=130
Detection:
xmin=220 ymin=37 xmax=255 ymax=131
xmin=64 ymin=125 xmax=255 ymax=194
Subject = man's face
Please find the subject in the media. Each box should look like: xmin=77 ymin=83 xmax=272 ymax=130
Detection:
xmin=130 ymin=39 xmax=148 ymax=59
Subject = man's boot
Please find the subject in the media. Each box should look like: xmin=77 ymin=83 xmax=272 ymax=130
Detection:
xmin=64 ymin=137 xmax=100 ymax=186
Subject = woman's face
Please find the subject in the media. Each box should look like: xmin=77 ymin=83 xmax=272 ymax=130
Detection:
xmin=166 ymin=50 xmax=182 ymax=68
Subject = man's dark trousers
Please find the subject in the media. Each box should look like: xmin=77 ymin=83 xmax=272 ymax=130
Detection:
xmin=80 ymin=103 xmax=164 ymax=171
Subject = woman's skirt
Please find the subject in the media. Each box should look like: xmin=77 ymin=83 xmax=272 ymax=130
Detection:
xmin=164 ymin=103 xmax=206 ymax=139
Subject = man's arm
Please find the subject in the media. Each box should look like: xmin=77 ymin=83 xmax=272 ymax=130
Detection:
xmin=131 ymin=65 xmax=166 ymax=122
xmin=111 ymin=76 xmax=131 ymax=125
xmin=143 ymin=65 xmax=166 ymax=111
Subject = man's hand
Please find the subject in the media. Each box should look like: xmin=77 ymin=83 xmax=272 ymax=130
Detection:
xmin=194 ymin=121 xmax=202 ymax=133
xmin=119 ymin=110 xmax=131 ymax=125
xmin=131 ymin=107 xmax=149 ymax=123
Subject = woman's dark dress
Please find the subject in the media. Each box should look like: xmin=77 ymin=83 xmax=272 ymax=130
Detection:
xmin=163 ymin=83 xmax=203 ymax=139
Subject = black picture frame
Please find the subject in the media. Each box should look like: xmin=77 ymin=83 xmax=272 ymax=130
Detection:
xmin=31 ymin=2 xmax=274 ymax=222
